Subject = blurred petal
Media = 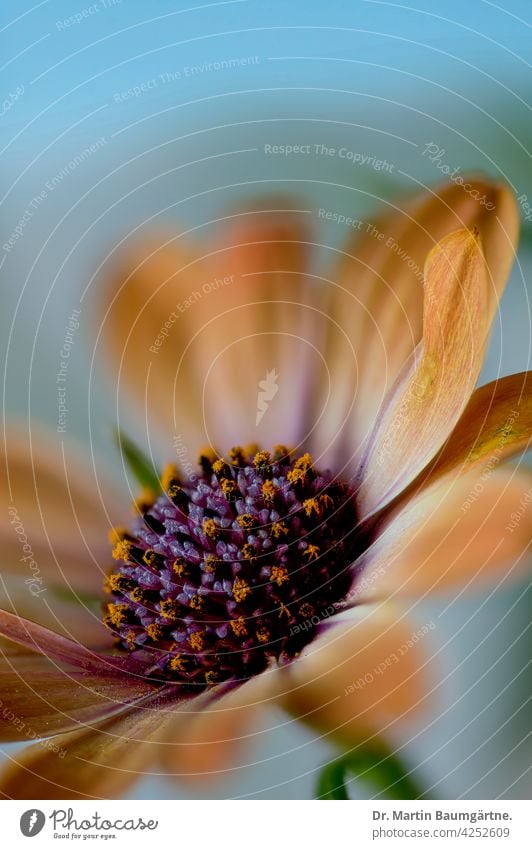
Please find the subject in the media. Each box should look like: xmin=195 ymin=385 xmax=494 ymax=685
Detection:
xmin=0 ymin=696 xmax=177 ymax=800
xmin=314 ymin=179 xmax=518 ymax=468
xmin=0 ymin=609 xmax=135 ymax=676
xmin=0 ymin=578 xmax=112 ymax=649
xmin=281 ymin=609 xmax=434 ymax=745
xmin=359 ymin=229 xmax=488 ymax=516
xmin=96 ymin=201 xmax=320 ymax=457
xmin=0 ymin=654 xmax=161 ymax=742
xmin=160 ymin=668 xmax=277 ymax=781
xmin=357 ymin=467 xmax=532 ymax=600
xmin=1 ymin=426 xmax=128 ymax=595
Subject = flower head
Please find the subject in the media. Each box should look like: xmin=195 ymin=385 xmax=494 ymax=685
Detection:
xmin=0 ymin=179 xmax=530 ymax=799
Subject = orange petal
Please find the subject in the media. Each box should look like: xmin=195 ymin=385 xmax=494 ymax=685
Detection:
xmin=357 ymin=466 xmax=532 ymax=600
xmin=1 ymin=425 xmax=128 ymax=594
xmin=96 ymin=201 xmax=318 ymax=456
xmin=412 ymin=371 xmax=532 ymax=492
xmin=0 ymin=654 xmax=161 ymax=742
xmin=160 ymin=669 xmax=277 ymax=782
xmin=314 ymin=179 xmax=518 ymax=467
xmin=281 ymin=609 xmax=434 ymax=746
xmin=359 ymin=228 xmax=488 ymax=516
xmin=0 ymin=696 xmax=176 ymax=800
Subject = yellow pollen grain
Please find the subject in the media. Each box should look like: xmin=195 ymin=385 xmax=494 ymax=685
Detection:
xmin=270 ymin=565 xmax=289 ymax=586
xmin=203 ymin=518 xmax=219 ymax=538
xmin=147 ymin=623 xmax=163 ymax=641
xmin=173 ymin=559 xmax=187 ymax=577
xmin=256 ymin=627 xmax=270 ymax=643
xmin=198 ymin=446 xmax=218 ymax=469
xmin=205 ymin=670 xmax=219 ymax=685
xmin=236 ymin=513 xmax=255 ymax=530
xmin=189 ymin=594 xmax=204 ymax=610
xmin=112 ymin=539 xmax=132 ymax=562
xmin=287 ymin=467 xmax=306 ymax=486
xmin=125 ymin=630 xmax=137 ymax=648
xmin=230 ymin=617 xmax=248 ymax=637
xmin=273 ymin=444 xmax=291 ymax=461
xmin=271 ymin=521 xmax=288 ymax=539
xmin=159 ymin=599 xmax=179 ymax=619
xmin=161 ymin=463 xmax=180 ymax=492
xmin=107 ymin=526 xmax=128 ymax=545
xmin=169 ymin=654 xmax=187 ymax=672
xmin=320 ymin=494 xmax=334 ymax=512
xmin=295 ymin=452 xmax=314 ymax=471
xmin=304 ymin=544 xmax=320 ymax=561
xmin=167 ymin=482 xmax=183 ymax=499
xmin=189 ymin=632 xmax=205 ymax=651
xmin=240 ymin=543 xmax=256 ymax=561
xmin=130 ymin=587 xmax=148 ymax=604
xmin=299 ymin=603 xmax=314 ymax=618
xmin=107 ymin=602 xmax=129 ymax=627
xmin=253 ymin=450 xmax=271 ymax=467
xmin=212 ymin=458 xmax=227 ymax=476
xmin=303 ymin=498 xmax=320 ymax=518
xmin=261 ymin=480 xmax=277 ymax=502
xmin=142 ymin=549 xmax=158 ymax=565
xmin=228 ymin=445 xmax=245 ymax=466
xmin=220 ymin=478 xmax=237 ymax=498
xmin=204 ymin=555 xmax=217 ymax=573
xmin=105 ymin=572 xmax=127 ymax=593
xmin=233 ymin=577 xmax=251 ymax=602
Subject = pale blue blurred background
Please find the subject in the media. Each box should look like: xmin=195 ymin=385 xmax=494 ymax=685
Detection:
xmin=1 ymin=0 xmax=531 ymax=799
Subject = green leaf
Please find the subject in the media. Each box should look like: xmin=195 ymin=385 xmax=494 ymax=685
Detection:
xmin=114 ymin=429 xmax=161 ymax=493
xmin=316 ymin=741 xmax=427 ymax=800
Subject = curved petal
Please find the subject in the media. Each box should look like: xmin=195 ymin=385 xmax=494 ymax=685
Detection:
xmin=0 ymin=694 xmax=178 ymax=800
xmin=0 ymin=609 xmax=139 ymax=676
xmin=96 ymin=201 xmax=320 ymax=457
xmin=358 ymin=229 xmax=488 ymax=516
xmin=159 ymin=668 xmax=277 ymax=781
xmin=280 ymin=608 xmax=434 ymax=746
xmin=408 ymin=371 xmax=532 ymax=494
xmin=314 ymin=179 xmax=518 ymax=468
xmin=0 ymin=655 xmax=161 ymax=742
xmin=1 ymin=425 xmax=128 ymax=595
xmin=356 ymin=466 xmax=532 ymax=600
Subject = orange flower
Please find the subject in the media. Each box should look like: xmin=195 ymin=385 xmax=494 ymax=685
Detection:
xmin=0 ymin=178 xmax=530 ymax=799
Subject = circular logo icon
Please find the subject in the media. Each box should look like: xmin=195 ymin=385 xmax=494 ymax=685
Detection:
xmin=20 ymin=810 xmax=46 ymax=837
